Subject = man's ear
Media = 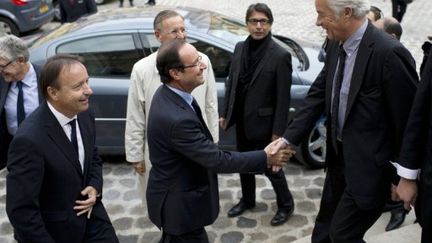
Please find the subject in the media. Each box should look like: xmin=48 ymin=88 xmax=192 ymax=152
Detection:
xmin=155 ymin=30 xmax=162 ymax=42
xmin=343 ymin=7 xmax=353 ymax=20
xmin=47 ymin=86 xmax=58 ymax=101
xmin=16 ymin=55 xmax=26 ymax=64
xmin=169 ymin=68 xmax=181 ymax=81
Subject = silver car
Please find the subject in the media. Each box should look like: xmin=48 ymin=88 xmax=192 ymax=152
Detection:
xmin=30 ymin=6 xmax=326 ymax=168
xmin=0 ymin=0 xmax=54 ymax=36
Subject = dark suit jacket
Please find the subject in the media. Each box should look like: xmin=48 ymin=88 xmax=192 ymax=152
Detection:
xmin=147 ymin=85 xmax=267 ymax=235
xmin=0 ymin=64 xmax=42 ymax=169
xmin=398 ymin=49 xmax=432 ymax=232
xmin=60 ymin=0 xmax=97 ymax=23
xmin=222 ymin=37 xmax=292 ymax=140
xmin=283 ymin=22 xmax=418 ymax=210
xmin=6 ymin=102 xmax=111 ymax=243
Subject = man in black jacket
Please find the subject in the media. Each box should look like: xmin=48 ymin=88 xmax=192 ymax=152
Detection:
xmin=0 ymin=35 xmax=42 ymax=170
xmin=220 ymin=3 xmax=294 ymax=226
xmin=59 ymin=0 xmax=97 ymax=23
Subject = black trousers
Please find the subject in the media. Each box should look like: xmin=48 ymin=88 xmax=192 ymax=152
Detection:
xmin=160 ymin=228 xmax=208 ymax=243
xmin=83 ymin=216 xmax=119 ymax=243
xmin=236 ymin=125 xmax=293 ymax=210
xmin=391 ymin=0 xmax=408 ymax=22
xmin=311 ymin=143 xmax=383 ymax=243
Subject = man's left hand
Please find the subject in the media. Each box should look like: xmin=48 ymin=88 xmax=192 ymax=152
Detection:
xmin=74 ymin=186 xmax=98 ymax=218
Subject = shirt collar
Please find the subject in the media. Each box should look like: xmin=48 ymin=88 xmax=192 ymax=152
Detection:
xmin=15 ymin=62 xmax=36 ymax=88
xmin=47 ymin=101 xmax=78 ymax=127
xmin=165 ymin=84 xmax=194 ymax=106
xmin=342 ymin=19 xmax=368 ymax=56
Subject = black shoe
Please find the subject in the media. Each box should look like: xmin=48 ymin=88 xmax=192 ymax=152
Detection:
xmin=271 ymin=206 xmax=294 ymax=226
xmin=385 ymin=209 xmax=407 ymax=231
xmin=227 ymin=201 xmax=254 ymax=217
xmin=129 ymin=2 xmax=134 ymax=6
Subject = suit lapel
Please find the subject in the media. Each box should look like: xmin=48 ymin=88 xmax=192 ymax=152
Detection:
xmin=77 ymin=114 xmax=91 ymax=179
xmin=32 ymin=63 xmax=44 ymax=104
xmin=43 ymin=103 xmax=83 ymax=175
xmin=325 ymin=42 xmax=340 ymax=114
xmin=162 ymin=86 xmax=213 ymax=140
xmin=0 ymin=81 xmax=11 ymax=109
xmin=344 ymin=24 xmax=374 ymax=123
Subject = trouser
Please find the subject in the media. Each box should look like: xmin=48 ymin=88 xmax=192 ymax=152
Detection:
xmin=311 ymin=142 xmax=384 ymax=243
xmin=236 ymin=124 xmax=293 ymax=210
xmin=391 ymin=0 xmax=408 ymax=22
xmin=160 ymin=228 xmax=208 ymax=243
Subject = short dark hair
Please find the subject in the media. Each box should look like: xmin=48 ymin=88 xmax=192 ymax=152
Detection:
xmin=40 ymin=54 xmax=84 ymax=99
xmin=153 ymin=10 xmax=184 ymax=31
xmin=384 ymin=18 xmax=402 ymax=40
xmin=245 ymin=3 xmax=273 ymax=24
xmin=156 ymin=39 xmax=186 ymax=84
xmin=369 ymin=6 xmax=383 ymax=21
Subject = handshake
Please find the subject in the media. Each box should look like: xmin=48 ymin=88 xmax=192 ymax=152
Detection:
xmin=264 ymin=138 xmax=296 ymax=169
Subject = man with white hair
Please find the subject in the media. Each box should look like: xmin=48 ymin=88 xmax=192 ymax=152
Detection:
xmin=0 ymin=35 xmax=42 ymax=170
xmin=270 ymin=0 xmax=418 ymax=241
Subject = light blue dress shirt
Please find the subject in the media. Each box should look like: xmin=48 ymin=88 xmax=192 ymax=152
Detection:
xmin=4 ymin=63 xmax=39 ymax=135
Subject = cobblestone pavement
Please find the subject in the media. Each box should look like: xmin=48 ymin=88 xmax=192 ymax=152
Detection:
xmin=1 ymin=0 xmax=430 ymax=242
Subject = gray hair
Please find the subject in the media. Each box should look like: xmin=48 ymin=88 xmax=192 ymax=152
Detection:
xmin=327 ymin=0 xmax=371 ymax=19
xmin=0 ymin=35 xmax=29 ymax=61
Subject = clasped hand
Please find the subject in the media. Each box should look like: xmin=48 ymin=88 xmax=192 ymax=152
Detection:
xmin=264 ymin=138 xmax=295 ymax=171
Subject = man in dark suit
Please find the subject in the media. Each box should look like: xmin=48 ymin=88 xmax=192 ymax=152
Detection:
xmin=147 ymin=39 xmax=292 ymax=242
xmin=0 ymin=35 xmax=42 ymax=170
xmin=220 ymin=3 xmax=294 ymax=226
xmin=397 ymin=49 xmax=432 ymax=243
xmin=6 ymin=54 xmax=119 ymax=243
xmin=59 ymin=0 xmax=97 ymax=23
xmin=270 ymin=0 xmax=418 ymax=242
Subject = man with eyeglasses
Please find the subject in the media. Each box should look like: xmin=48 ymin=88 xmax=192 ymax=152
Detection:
xmin=125 ymin=10 xmax=218 ymax=215
xmin=0 ymin=35 xmax=42 ymax=170
xmin=220 ymin=3 xmax=294 ymax=226
xmin=147 ymin=39 xmax=293 ymax=243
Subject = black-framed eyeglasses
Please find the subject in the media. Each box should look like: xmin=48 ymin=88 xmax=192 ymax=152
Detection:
xmin=247 ymin=18 xmax=270 ymax=25
xmin=182 ymin=55 xmax=203 ymax=69
xmin=0 ymin=60 xmax=14 ymax=71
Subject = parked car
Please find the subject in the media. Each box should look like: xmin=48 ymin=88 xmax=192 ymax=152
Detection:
xmin=52 ymin=0 xmax=106 ymax=21
xmin=29 ymin=6 xmax=326 ymax=168
xmin=0 ymin=0 xmax=54 ymax=36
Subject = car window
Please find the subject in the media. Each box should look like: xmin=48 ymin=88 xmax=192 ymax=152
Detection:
xmin=188 ymin=38 xmax=231 ymax=80
xmin=56 ymin=34 xmax=144 ymax=77
xmin=144 ymin=34 xmax=232 ymax=80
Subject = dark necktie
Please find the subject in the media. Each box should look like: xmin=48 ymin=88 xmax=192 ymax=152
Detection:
xmin=69 ymin=119 xmax=78 ymax=155
xmin=331 ymin=45 xmax=346 ymax=152
xmin=191 ymin=99 xmax=212 ymax=141
xmin=16 ymin=81 xmax=25 ymax=126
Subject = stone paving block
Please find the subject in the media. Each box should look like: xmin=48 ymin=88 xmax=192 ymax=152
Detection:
xmin=220 ymin=231 xmax=244 ymax=243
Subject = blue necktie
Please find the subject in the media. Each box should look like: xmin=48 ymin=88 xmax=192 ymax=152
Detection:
xmin=69 ymin=119 xmax=78 ymax=155
xmin=16 ymin=81 xmax=25 ymax=125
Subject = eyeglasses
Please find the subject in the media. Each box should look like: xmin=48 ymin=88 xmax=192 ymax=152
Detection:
xmin=182 ymin=56 xmax=203 ymax=69
xmin=0 ymin=60 xmax=14 ymax=71
xmin=162 ymin=27 xmax=188 ymax=36
xmin=247 ymin=18 xmax=271 ymax=26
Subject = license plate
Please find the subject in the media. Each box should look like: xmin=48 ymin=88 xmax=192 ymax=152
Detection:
xmin=39 ymin=4 xmax=49 ymax=14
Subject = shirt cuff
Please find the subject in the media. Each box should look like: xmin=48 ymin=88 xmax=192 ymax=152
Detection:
xmin=391 ymin=161 xmax=420 ymax=180
xmin=281 ymin=137 xmax=290 ymax=145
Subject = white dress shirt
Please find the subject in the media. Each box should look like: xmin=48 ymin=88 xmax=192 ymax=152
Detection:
xmin=47 ymin=102 xmax=85 ymax=171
